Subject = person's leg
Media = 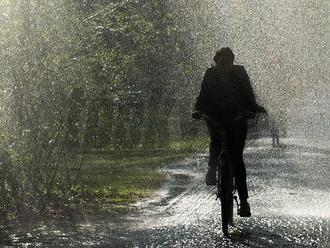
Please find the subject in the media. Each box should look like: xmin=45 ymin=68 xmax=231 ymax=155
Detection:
xmin=206 ymin=121 xmax=221 ymax=185
xmin=229 ymin=119 xmax=251 ymax=217
xmin=230 ymin=120 xmax=248 ymax=201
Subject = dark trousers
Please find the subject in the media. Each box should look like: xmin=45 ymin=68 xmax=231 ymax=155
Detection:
xmin=207 ymin=119 xmax=249 ymax=201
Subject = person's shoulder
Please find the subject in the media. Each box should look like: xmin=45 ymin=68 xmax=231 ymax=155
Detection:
xmin=207 ymin=65 xmax=217 ymax=72
xmin=233 ymin=64 xmax=246 ymax=72
xmin=204 ymin=66 xmax=217 ymax=76
xmin=233 ymin=64 xmax=249 ymax=77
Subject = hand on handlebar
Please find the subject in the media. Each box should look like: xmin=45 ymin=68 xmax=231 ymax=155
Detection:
xmin=250 ymin=104 xmax=267 ymax=114
xmin=191 ymin=111 xmax=203 ymax=120
xmin=246 ymin=106 xmax=267 ymax=119
xmin=256 ymin=106 xmax=268 ymax=114
xmin=246 ymin=111 xmax=256 ymax=119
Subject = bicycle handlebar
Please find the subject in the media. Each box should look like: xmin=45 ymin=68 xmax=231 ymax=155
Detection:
xmin=192 ymin=110 xmax=267 ymax=126
xmin=194 ymin=112 xmax=254 ymax=127
xmin=200 ymin=114 xmax=223 ymax=127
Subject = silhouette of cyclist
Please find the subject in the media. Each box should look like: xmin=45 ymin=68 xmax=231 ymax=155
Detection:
xmin=192 ymin=47 xmax=267 ymax=217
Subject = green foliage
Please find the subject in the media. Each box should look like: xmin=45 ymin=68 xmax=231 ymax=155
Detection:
xmin=65 ymin=137 xmax=208 ymax=214
xmin=0 ymin=0 xmax=202 ymax=221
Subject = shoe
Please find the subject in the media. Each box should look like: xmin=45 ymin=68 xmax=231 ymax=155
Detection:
xmin=205 ymin=167 xmax=216 ymax=185
xmin=238 ymin=201 xmax=251 ymax=217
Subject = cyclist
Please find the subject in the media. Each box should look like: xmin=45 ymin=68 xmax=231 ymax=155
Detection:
xmin=192 ymin=47 xmax=267 ymax=217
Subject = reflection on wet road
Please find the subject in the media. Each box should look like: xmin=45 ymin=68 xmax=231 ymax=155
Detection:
xmin=124 ymin=139 xmax=329 ymax=248
xmin=2 ymin=138 xmax=329 ymax=247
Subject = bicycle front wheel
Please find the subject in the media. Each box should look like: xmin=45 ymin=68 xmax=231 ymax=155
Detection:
xmin=219 ymin=154 xmax=234 ymax=236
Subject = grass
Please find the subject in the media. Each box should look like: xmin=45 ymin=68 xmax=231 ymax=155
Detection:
xmin=73 ymin=137 xmax=208 ymax=214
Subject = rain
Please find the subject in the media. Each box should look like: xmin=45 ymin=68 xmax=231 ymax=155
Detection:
xmin=0 ymin=0 xmax=329 ymax=247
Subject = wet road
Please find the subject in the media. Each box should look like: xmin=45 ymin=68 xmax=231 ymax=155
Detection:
xmin=3 ymin=138 xmax=329 ymax=247
xmin=123 ymin=139 xmax=329 ymax=248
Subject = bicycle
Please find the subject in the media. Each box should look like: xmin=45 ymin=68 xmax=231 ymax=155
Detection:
xmin=199 ymin=114 xmax=239 ymax=237
xmin=193 ymin=110 xmax=266 ymax=236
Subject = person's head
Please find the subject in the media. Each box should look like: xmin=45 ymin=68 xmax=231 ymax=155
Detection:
xmin=213 ymin=47 xmax=235 ymax=72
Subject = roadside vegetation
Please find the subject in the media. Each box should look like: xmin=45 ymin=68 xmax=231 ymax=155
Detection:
xmin=0 ymin=0 xmax=205 ymax=228
xmin=71 ymin=138 xmax=208 ymax=215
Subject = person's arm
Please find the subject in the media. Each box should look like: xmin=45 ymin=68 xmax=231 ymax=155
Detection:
xmin=194 ymin=68 xmax=211 ymax=114
xmin=236 ymin=66 xmax=267 ymax=113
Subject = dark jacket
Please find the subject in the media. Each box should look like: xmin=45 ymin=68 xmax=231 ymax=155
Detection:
xmin=194 ymin=65 xmax=264 ymax=123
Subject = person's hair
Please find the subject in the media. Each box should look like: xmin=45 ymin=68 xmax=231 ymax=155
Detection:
xmin=213 ymin=47 xmax=235 ymax=63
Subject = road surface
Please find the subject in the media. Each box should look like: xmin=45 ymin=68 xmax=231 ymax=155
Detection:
xmin=3 ymin=138 xmax=329 ymax=247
